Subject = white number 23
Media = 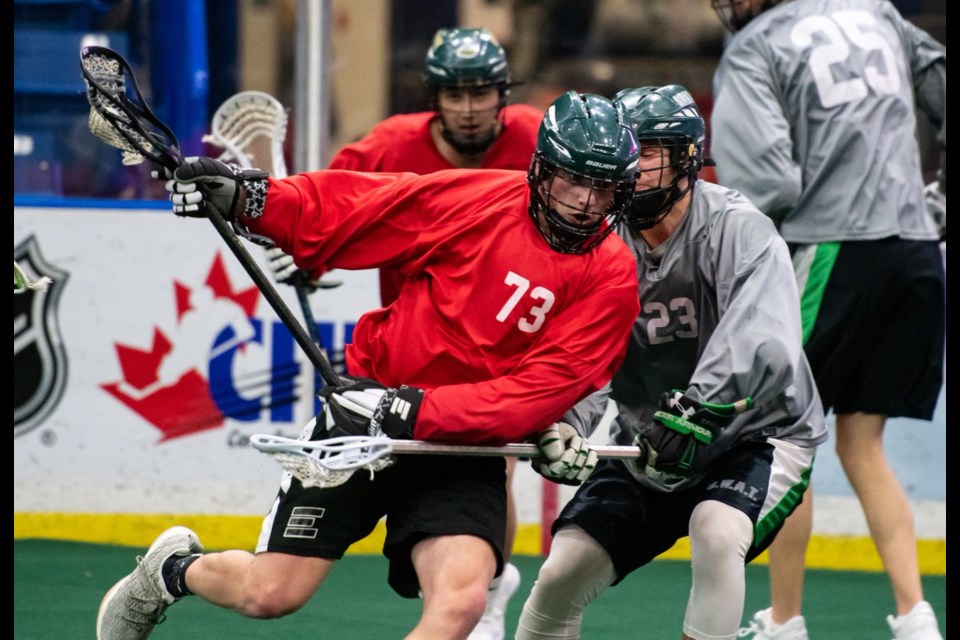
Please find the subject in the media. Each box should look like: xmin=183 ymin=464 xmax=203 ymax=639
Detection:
xmin=495 ymin=271 xmax=556 ymax=333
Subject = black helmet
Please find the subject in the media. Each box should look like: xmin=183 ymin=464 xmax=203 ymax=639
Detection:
xmin=527 ymin=91 xmax=639 ymax=254
xmin=614 ymin=85 xmax=705 ymax=230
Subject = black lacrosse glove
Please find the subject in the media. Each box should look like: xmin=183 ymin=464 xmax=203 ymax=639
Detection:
xmin=635 ymin=390 xmax=752 ymax=489
xmin=319 ymin=377 xmax=424 ymax=440
xmin=165 ymin=157 xmax=268 ymax=220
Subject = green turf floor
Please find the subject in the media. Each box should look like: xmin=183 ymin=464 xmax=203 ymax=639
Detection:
xmin=14 ymin=539 xmax=946 ymax=639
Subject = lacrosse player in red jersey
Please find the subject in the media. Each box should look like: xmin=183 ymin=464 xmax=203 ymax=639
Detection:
xmin=96 ymin=91 xmax=639 ymax=640
xmin=264 ymin=28 xmax=546 ymax=638
xmin=515 ymin=86 xmax=827 ymax=640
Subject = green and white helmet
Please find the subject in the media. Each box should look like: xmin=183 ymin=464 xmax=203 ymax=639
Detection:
xmin=614 ymin=84 xmax=705 ymax=230
xmin=527 ymin=91 xmax=639 ymax=254
xmin=424 ymin=27 xmax=510 ymax=91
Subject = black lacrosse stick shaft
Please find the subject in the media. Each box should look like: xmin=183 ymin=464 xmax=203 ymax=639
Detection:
xmin=80 ymin=45 xmax=343 ymax=388
xmin=205 ymin=207 xmax=343 ymax=387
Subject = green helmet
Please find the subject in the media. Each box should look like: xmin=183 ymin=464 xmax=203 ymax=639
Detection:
xmin=527 ymin=91 xmax=639 ymax=254
xmin=711 ymin=0 xmax=787 ymax=33
xmin=614 ymin=84 xmax=705 ymax=230
xmin=424 ymin=28 xmax=510 ymax=89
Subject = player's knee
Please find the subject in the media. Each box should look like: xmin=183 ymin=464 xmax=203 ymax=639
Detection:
xmin=426 ymin=584 xmax=487 ymax=632
xmin=689 ymin=502 xmax=751 ymax=562
xmin=240 ymin=582 xmax=311 ymax=619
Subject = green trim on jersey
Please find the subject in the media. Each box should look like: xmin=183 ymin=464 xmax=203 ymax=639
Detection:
xmin=755 ymin=458 xmax=813 ymax=544
xmin=792 ymin=242 xmax=840 ymax=346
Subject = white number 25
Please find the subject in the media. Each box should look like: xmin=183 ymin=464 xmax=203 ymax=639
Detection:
xmin=791 ymin=10 xmax=901 ymax=109
xmin=495 ymin=271 xmax=556 ymax=333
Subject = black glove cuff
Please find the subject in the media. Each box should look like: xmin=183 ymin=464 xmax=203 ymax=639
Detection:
xmin=238 ymin=167 xmax=269 ymax=219
xmin=231 ymin=166 xmax=272 ymax=245
xmin=372 ymin=386 xmax=424 ymax=438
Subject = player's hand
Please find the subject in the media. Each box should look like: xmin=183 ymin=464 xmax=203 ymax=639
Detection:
xmin=265 ymin=246 xmax=300 ymax=285
xmin=319 ymin=377 xmax=423 ymax=439
xmin=531 ymin=422 xmax=597 ymax=485
xmin=635 ymin=390 xmax=752 ymax=489
xmin=264 ymin=247 xmax=345 ymax=291
xmin=162 ymin=157 xmax=268 ymax=219
xmin=925 ymin=179 xmax=945 ymax=241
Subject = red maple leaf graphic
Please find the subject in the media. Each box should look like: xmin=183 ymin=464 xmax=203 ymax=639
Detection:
xmin=101 ymin=253 xmax=261 ymax=441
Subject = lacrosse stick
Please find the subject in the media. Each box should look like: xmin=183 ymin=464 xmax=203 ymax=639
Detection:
xmin=202 ymin=90 xmax=328 ymax=351
xmin=79 ymin=45 xmax=343 ymax=387
xmin=249 ymin=432 xmax=642 ymax=489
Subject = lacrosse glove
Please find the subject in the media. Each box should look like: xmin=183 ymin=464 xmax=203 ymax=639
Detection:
xmin=531 ymin=422 xmax=598 ymax=486
xmin=161 ymin=157 xmax=269 ymax=220
xmin=319 ymin=377 xmax=424 ymax=440
xmin=264 ymin=246 xmax=344 ymax=291
xmin=635 ymin=390 xmax=752 ymax=490
xmin=925 ymin=178 xmax=945 ymax=241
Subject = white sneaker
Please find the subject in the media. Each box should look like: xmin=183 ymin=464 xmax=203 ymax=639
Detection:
xmin=467 ymin=562 xmax=522 ymax=640
xmin=738 ymin=608 xmax=809 ymax=640
xmin=887 ymin=601 xmax=943 ymax=640
xmin=96 ymin=526 xmax=203 ymax=640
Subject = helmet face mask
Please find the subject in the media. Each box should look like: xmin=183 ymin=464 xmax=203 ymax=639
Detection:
xmin=425 ymin=28 xmax=511 ymax=155
xmin=613 ymin=85 xmax=705 ymax=230
xmin=527 ymin=92 xmax=639 ymax=254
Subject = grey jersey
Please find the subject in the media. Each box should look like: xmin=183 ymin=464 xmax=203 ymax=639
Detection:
xmin=711 ymin=0 xmax=946 ymax=243
xmin=608 ymin=182 xmax=827 ymax=490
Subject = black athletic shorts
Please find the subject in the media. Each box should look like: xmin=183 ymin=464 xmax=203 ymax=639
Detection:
xmin=791 ymin=238 xmax=945 ymax=419
xmin=258 ymin=453 xmax=507 ymax=598
xmin=554 ymin=440 xmax=806 ymax=585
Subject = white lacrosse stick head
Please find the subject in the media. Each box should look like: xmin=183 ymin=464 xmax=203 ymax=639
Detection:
xmin=249 ymin=433 xmax=396 ymax=488
xmin=203 ymin=90 xmax=289 ymax=178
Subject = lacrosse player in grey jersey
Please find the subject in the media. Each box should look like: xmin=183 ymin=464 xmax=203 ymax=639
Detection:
xmin=710 ymin=1 xmax=945 ymax=638
xmin=515 ymin=85 xmax=827 ymax=640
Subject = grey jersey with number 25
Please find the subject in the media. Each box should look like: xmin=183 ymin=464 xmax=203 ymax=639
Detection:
xmin=607 ymin=181 xmax=826 ymax=488
xmin=711 ymin=0 xmax=945 ymax=243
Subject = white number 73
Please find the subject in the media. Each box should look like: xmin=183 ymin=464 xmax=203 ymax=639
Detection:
xmin=496 ymin=271 xmax=556 ymax=333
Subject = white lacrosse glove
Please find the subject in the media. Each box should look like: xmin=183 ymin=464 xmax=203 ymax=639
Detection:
xmin=532 ymin=422 xmax=598 ymax=486
xmin=265 ymin=246 xmax=300 ymax=284
xmin=320 ymin=377 xmax=424 ymax=440
xmin=264 ymin=246 xmax=345 ymax=291
xmin=925 ymin=179 xmax=945 ymax=241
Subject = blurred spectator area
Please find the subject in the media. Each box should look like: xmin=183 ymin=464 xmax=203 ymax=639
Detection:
xmin=14 ymin=0 xmax=945 ymax=199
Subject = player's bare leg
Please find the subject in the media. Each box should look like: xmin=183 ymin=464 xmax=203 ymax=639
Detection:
xmin=834 ymin=412 xmax=924 ymax=615
xmin=766 ymin=487 xmax=812 ymax=623
xmin=468 ymin=458 xmax=522 ymax=640
xmin=184 ymin=551 xmax=333 ymax=617
xmin=409 ymin=535 xmax=497 ymax=640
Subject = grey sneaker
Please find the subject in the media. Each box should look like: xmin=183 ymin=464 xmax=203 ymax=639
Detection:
xmin=96 ymin=526 xmax=203 ymax=640
xmin=738 ymin=608 xmax=809 ymax=640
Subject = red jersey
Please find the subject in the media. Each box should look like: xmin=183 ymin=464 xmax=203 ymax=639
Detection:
xmin=243 ymin=169 xmax=639 ymax=445
xmin=327 ymin=104 xmax=544 ymax=306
